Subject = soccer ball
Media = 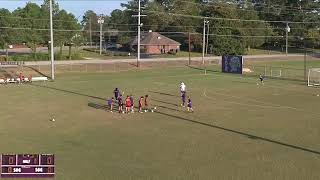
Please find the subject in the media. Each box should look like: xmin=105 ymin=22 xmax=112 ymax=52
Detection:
xmin=256 ymin=83 xmax=259 ymax=85
xmin=154 ymin=106 xmax=157 ymax=110
xmin=144 ymin=110 xmax=147 ymax=112
xmin=151 ymin=110 xmax=154 ymax=113
xmin=122 ymin=111 xmax=125 ymax=114
xmin=317 ymin=94 xmax=319 ymax=97
xmin=51 ymin=118 xmax=55 ymax=122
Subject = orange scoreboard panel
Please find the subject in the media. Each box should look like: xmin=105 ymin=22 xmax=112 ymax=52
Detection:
xmin=1 ymin=154 xmax=55 ymax=178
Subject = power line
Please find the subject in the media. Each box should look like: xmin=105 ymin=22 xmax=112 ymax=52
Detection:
xmin=1 ymin=25 xmax=319 ymax=35
xmin=0 ymin=15 xmax=80 ymax=23
xmin=1 ymin=26 xmax=319 ymax=39
xmin=199 ymin=0 xmax=320 ymax=12
xmin=144 ymin=10 xmax=320 ymax=25
xmin=0 ymin=26 xmax=136 ymax=33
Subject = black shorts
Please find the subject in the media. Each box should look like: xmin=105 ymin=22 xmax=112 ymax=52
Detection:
xmin=260 ymin=78 xmax=263 ymax=81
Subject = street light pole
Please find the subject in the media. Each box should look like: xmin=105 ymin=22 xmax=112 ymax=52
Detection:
xmin=98 ymin=14 xmax=104 ymax=55
xmin=202 ymin=19 xmax=206 ymax=64
xmin=137 ymin=0 xmax=141 ymax=67
xmin=285 ymin=22 xmax=290 ymax=55
xmin=206 ymin=22 xmax=209 ymax=55
xmin=49 ymin=0 xmax=54 ymax=80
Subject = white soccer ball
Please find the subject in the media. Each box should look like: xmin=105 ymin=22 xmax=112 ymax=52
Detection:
xmin=144 ymin=110 xmax=147 ymax=112
xmin=122 ymin=111 xmax=125 ymax=114
xmin=154 ymin=106 xmax=157 ymax=110
xmin=317 ymin=94 xmax=319 ymax=97
xmin=51 ymin=118 xmax=55 ymax=122
xmin=256 ymin=83 xmax=259 ymax=85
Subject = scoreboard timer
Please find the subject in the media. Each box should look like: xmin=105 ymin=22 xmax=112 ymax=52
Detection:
xmin=1 ymin=154 xmax=55 ymax=178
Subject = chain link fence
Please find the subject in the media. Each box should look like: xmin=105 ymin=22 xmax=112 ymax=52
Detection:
xmin=0 ymin=55 xmax=319 ymax=84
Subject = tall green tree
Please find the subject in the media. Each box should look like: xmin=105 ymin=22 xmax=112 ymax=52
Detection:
xmin=0 ymin=8 xmax=13 ymax=60
xmin=13 ymin=2 xmax=44 ymax=58
xmin=82 ymin=10 xmax=100 ymax=44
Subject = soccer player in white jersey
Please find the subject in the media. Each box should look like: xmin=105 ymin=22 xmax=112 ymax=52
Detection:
xmin=180 ymin=82 xmax=186 ymax=96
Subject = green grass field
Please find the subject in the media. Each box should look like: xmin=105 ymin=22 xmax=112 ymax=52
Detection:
xmin=1 ymin=66 xmax=320 ymax=180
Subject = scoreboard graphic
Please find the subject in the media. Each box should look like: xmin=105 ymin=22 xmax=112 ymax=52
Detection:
xmin=1 ymin=154 xmax=55 ymax=178
xmin=222 ymin=55 xmax=243 ymax=74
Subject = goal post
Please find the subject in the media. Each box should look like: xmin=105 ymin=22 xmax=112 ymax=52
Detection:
xmin=263 ymin=67 xmax=282 ymax=78
xmin=308 ymin=68 xmax=320 ymax=87
xmin=270 ymin=68 xmax=282 ymax=78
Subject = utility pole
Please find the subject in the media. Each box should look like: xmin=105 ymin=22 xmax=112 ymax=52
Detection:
xmin=206 ymin=22 xmax=209 ymax=55
xmin=49 ymin=0 xmax=54 ymax=80
xmin=98 ymin=14 xmax=104 ymax=55
xmin=132 ymin=0 xmax=146 ymax=67
xmin=285 ymin=22 xmax=290 ymax=55
xmin=202 ymin=19 xmax=209 ymax=64
xmin=304 ymin=38 xmax=307 ymax=82
xmin=89 ymin=17 xmax=92 ymax=47
xmin=188 ymin=32 xmax=191 ymax=65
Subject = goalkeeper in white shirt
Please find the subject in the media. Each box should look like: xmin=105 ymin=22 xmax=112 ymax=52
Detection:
xmin=180 ymin=82 xmax=186 ymax=96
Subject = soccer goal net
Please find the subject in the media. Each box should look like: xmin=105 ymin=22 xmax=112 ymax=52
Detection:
xmin=270 ymin=69 xmax=282 ymax=78
xmin=264 ymin=68 xmax=282 ymax=78
xmin=308 ymin=68 xmax=320 ymax=87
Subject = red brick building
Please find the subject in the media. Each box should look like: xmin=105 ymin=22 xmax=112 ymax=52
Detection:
xmin=131 ymin=32 xmax=181 ymax=54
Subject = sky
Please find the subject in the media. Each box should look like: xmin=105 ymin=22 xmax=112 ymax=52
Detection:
xmin=0 ymin=0 xmax=127 ymax=19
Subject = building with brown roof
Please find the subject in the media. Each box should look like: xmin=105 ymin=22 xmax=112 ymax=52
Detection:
xmin=131 ymin=32 xmax=181 ymax=54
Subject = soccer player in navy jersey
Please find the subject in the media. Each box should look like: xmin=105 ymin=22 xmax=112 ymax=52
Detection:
xmin=107 ymin=97 xmax=114 ymax=113
xmin=181 ymin=91 xmax=186 ymax=107
xmin=187 ymin=97 xmax=193 ymax=112
xmin=114 ymin=88 xmax=120 ymax=99
xmin=118 ymin=95 xmax=123 ymax=113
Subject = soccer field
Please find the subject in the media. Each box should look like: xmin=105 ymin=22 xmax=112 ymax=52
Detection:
xmin=1 ymin=66 xmax=320 ymax=179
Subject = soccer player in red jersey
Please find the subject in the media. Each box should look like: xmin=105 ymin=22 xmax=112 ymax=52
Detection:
xmin=130 ymin=95 xmax=134 ymax=113
xmin=29 ymin=74 xmax=32 ymax=83
xmin=125 ymin=96 xmax=131 ymax=113
xmin=19 ymin=73 xmax=23 ymax=84
xmin=138 ymin=96 xmax=144 ymax=113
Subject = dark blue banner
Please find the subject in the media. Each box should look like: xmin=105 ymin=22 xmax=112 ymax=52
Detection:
xmin=222 ymin=55 xmax=243 ymax=74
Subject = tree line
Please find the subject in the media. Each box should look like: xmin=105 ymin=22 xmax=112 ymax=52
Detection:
xmin=0 ymin=0 xmax=81 ymax=60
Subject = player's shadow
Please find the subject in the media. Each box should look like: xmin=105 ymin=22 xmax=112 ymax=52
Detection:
xmin=155 ymin=105 xmax=185 ymax=112
xmin=149 ymin=90 xmax=178 ymax=97
xmin=230 ymin=80 xmax=253 ymax=85
xmin=88 ymin=102 xmax=109 ymax=111
xmin=30 ymin=84 xmax=106 ymax=100
xmin=24 ymin=66 xmax=50 ymax=79
xmin=152 ymin=98 xmax=179 ymax=107
xmin=155 ymin=111 xmax=320 ymax=156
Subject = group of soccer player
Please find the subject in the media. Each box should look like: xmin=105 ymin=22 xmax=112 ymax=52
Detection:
xmin=106 ymin=82 xmax=194 ymax=114
xmin=107 ymin=88 xmax=151 ymax=114
xmin=0 ymin=73 xmax=32 ymax=84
